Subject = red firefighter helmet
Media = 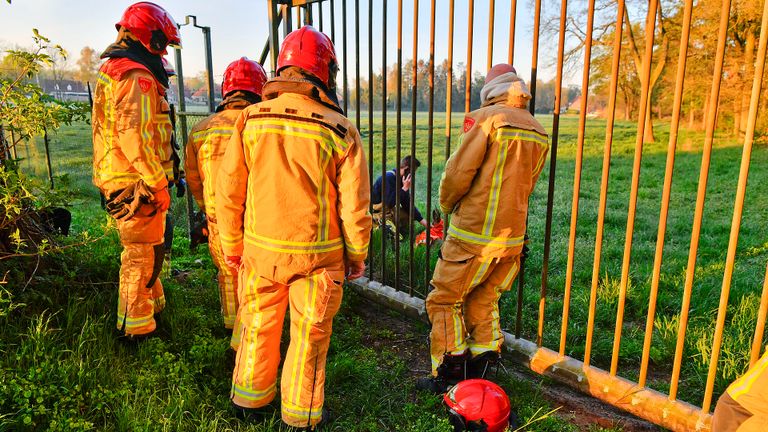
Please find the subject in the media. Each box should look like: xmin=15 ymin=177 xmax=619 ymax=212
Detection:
xmin=222 ymin=57 xmax=268 ymax=98
xmin=277 ymin=25 xmax=337 ymax=87
xmin=444 ymin=379 xmax=511 ymax=432
xmin=116 ymin=2 xmax=181 ymax=55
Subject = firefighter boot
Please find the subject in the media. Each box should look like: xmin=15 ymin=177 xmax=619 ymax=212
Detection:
xmin=467 ymin=351 xmax=501 ymax=380
xmin=416 ymin=352 xmax=469 ymax=394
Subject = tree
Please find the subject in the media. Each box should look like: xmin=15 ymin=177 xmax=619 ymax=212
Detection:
xmin=74 ymin=46 xmax=100 ymax=84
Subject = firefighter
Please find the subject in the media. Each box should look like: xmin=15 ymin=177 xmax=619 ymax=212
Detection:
xmin=185 ymin=57 xmax=268 ymax=350
xmin=371 ymin=155 xmax=428 ymax=235
xmin=417 ymin=64 xmax=549 ymax=393
xmin=216 ymin=26 xmax=371 ymax=429
xmin=712 ymin=350 xmax=768 ymax=431
xmin=92 ymin=2 xmax=180 ymax=339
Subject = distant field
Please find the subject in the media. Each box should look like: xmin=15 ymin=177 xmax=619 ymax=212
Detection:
xmin=18 ymin=111 xmax=768 ymax=408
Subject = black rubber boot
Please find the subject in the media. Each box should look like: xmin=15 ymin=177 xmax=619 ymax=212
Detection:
xmin=232 ymin=401 xmax=277 ymax=422
xmin=415 ymin=352 xmax=468 ymax=394
xmin=467 ymin=351 xmax=501 ymax=380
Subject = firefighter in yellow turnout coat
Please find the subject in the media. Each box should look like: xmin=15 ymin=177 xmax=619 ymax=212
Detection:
xmin=713 ymin=350 xmax=768 ymax=431
xmin=185 ymin=58 xmax=267 ymax=349
xmin=216 ymin=26 xmax=371 ymax=429
xmin=419 ymin=64 xmax=549 ymax=392
xmin=92 ymin=2 xmax=181 ymax=337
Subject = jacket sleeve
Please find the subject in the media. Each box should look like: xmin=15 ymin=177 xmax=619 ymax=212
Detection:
xmin=530 ymin=138 xmax=550 ymax=193
xmin=113 ymin=72 xmax=168 ymax=191
xmin=337 ymin=128 xmax=372 ymax=262
xmin=439 ymin=118 xmax=488 ymax=214
xmin=184 ymin=129 xmax=205 ymax=211
xmin=215 ymin=111 xmax=249 ymax=257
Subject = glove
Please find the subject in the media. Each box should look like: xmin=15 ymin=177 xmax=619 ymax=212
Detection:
xmin=105 ymin=180 xmax=154 ymax=221
xmin=345 ymin=259 xmax=366 ymax=280
xmin=175 ymin=178 xmax=186 ymax=198
xmin=152 ymin=186 xmax=171 ymax=212
xmin=225 ymin=255 xmax=242 ymax=271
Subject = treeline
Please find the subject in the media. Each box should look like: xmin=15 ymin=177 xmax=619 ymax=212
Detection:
xmin=346 ymin=59 xmax=580 ymax=114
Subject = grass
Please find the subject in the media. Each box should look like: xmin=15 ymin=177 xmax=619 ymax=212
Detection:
xmin=0 ymin=120 xmax=614 ymax=431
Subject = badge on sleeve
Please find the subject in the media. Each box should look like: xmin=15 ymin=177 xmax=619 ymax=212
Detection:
xmin=138 ymin=77 xmax=153 ymax=93
xmin=463 ymin=116 xmax=476 ymax=133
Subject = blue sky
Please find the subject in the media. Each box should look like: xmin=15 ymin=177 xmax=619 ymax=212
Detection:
xmin=1 ymin=0 xmax=575 ymax=86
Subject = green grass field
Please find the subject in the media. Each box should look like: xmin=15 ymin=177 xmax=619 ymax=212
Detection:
xmin=0 ymin=118 xmax=632 ymax=431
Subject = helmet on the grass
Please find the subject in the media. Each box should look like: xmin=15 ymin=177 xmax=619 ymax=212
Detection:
xmin=117 ymin=2 xmax=181 ymax=55
xmin=277 ymin=25 xmax=337 ymax=88
xmin=222 ymin=57 xmax=268 ymax=98
xmin=444 ymin=379 xmax=511 ymax=432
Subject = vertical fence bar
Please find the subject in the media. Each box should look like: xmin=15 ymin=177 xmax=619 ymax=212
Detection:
xmin=395 ymin=0 xmax=403 ymax=294
xmin=464 ymin=0 xmax=474 ymax=112
xmin=445 ymin=0 xmax=455 ymax=159
xmin=305 ymin=3 xmax=312 ymax=25
xmin=355 ymin=0 xmax=361 ymax=131
xmin=668 ymin=0 xmax=732 ymax=400
xmin=487 ymin=0 xmax=495 ymax=71
xmin=330 ymin=0 xmax=336 ymax=43
xmin=638 ymin=0 xmax=694 ymax=389
xmin=408 ymin=0 xmax=420 ymax=295
xmin=380 ymin=0 xmax=388 ymax=284
xmin=443 ymin=0 xmax=455 ymax=243
xmin=425 ymin=0 xmax=436 ymax=297
xmin=508 ymin=0 xmax=516 ymax=64
xmin=609 ymin=0 xmax=659 ymax=377
xmin=202 ymin=26 xmax=216 ymax=113
xmin=296 ymin=5 xmax=302 ymax=29
xmin=173 ymin=47 xmax=194 ymax=237
xmin=367 ymin=0 xmax=374 ymax=280
xmin=558 ymin=0 xmax=595 ymax=357
xmin=528 ymin=0 xmax=542 ymax=114
xmin=342 ymin=0 xmax=349 ymax=114
xmin=267 ymin=0 xmax=281 ymax=76
xmin=702 ymin=0 xmax=763 ymax=413
xmin=537 ymin=0 xmax=565 ymax=348
xmin=752 ymin=263 xmax=768 ymax=367
xmin=319 ymin=0 xmax=324 ymax=32
xmin=583 ymin=0 xmax=625 ymax=368
xmin=282 ymin=4 xmax=293 ymax=37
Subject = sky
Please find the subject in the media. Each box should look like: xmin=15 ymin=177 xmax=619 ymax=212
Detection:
xmin=0 ymin=0 xmax=578 ymax=86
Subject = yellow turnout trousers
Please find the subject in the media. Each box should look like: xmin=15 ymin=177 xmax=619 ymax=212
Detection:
xmin=231 ymin=255 xmax=344 ymax=428
xmin=115 ymin=207 xmax=166 ymax=336
xmin=206 ymin=221 xmax=241 ymax=347
xmin=425 ymin=237 xmax=520 ymax=374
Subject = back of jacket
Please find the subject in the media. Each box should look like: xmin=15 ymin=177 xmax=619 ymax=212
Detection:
xmin=216 ymin=92 xmax=371 ymax=272
xmin=440 ymin=104 xmax=549 ymax=258
xmin=185 ymin=109 xmax=241 ymax=221
xmin=92 ymin=57 xmax=173 ymax=195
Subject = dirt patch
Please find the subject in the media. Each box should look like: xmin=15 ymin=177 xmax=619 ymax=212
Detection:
xmin=350 ymin=301 xmax=661 ymax=432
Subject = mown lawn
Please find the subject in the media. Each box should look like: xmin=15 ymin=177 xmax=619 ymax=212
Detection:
xmin=0 ymin=120 xmax=626 ymax=431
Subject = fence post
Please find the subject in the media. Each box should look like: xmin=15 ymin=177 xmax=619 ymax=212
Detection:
xmin=43 ymin=128 xmax=54 ymax=189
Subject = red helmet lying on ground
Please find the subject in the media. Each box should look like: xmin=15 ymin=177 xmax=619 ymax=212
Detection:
xmin=117 ymin=2 xmax=181 ymax=55
xmin=444 ymin=379 xmax=511 ymax=432
xmin=222 ymin=57 xmax=268 ymax=98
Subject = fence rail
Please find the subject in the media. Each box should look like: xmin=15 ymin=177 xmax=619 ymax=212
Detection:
xmin=255 ymin=1 xmax=768 ymax=430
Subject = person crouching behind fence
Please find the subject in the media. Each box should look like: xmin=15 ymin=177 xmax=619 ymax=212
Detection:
xmin=215 ymin=26 xmax=371 ymax=429
xmin=371 ymin=155 xmax=428 ymax=236
xmin=417 ymin=64 xmax=549 ymax=393
xmin=92 ymin=2 xmax=181 ymax=339
xmin=712 ymin=350 xmax=768 ymax=431
xmin=185 ymin=57 xmax=267 ymax=350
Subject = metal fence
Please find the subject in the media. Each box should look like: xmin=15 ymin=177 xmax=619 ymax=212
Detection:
xmin=253 ymin=1 xmax=768 ymax=430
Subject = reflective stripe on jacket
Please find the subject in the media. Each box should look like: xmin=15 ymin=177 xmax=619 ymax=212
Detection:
xmin=727 ymin=351 xmax=768 ymax=418
xmin=215 ymin=92 xmax=371 ymax=266
xmin=185 ymin=109 xmax=240 ymax=220
xmin=92 ymin=58 xmax=173 ymax=195
xmin=440 ymin=104 xmax=549 ymax=258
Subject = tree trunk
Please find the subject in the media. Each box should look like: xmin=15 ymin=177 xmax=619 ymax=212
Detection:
xmin=688 ymin=100 xmax=695 ymax=130
xmin=643 ymin=96 xmax=655 ymax=143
